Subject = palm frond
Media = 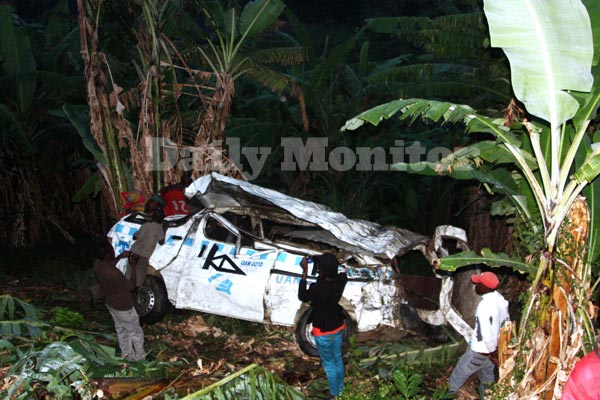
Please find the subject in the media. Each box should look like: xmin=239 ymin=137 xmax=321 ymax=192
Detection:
xmin=158 ymin=1 xmax=206 ymax=42
xmin=36 ymin=71 xmax=84 ymax=97
xmin=283 ymin=7 xmax=316 ymax=61
xmin=250 ymin=46 xmax=306 ymax=66
xmin=239 ymin=0 xmax=285 ymax=39
xmin=43 ymin=27 xmax=81 ymax=72
xmin=0 ymin=103 xmax=34 ymax=154
xmin=242 ymin=61 xmax=292 ymax=93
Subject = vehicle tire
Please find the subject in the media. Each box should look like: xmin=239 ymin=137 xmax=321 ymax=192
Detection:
xmin=133 ymin=275 xmax=169 ymax=324
xmin=294 ymin=306 xmax=354 ymax=358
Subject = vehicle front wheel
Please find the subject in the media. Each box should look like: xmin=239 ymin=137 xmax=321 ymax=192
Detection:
xmin=133 ymin=276 xmax=169 ymax=324
xmin=294 ymin=307 xmax=354 ymax=357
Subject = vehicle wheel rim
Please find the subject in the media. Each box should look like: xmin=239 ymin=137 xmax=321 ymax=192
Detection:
xmin=305 ymin=322 xmax=316 ymax=349
xmin=135 ymin=287 xmax=155 ymax=316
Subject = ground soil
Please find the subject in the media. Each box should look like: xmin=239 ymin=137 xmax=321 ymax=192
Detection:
xmin=0 ymin=276 xmax=481 ymax=399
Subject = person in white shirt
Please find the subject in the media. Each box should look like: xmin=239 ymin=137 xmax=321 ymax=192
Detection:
xmin=448 ymin=271 xmax=510 ymax=397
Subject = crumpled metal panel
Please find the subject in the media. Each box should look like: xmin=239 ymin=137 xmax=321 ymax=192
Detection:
xmin=104 ymin=173 xmax=475 ymax=342
xmin=186 ymin=172 xmax=428 ymax=259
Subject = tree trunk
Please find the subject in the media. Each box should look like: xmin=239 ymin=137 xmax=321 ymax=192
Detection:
xmin=498 ymin=196 xmax=593 ymax=399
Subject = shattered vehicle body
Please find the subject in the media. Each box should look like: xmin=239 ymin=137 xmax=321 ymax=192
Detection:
xmin=107 ymin=173 xmax=475 ymax=356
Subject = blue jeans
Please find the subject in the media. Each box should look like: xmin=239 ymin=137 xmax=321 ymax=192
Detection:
xmin=314 ymin=329 xmax=345 ymax=396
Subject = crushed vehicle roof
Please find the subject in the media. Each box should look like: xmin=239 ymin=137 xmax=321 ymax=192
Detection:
xmin=185 ymin=172 xmax=430 ymax=260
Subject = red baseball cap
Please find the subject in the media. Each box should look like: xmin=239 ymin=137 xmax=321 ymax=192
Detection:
xmin=471 ymin=272 xmax=499 ymax=290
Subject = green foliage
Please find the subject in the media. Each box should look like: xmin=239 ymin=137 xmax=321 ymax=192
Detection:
xmin=0 ymin=5 xmax=36 ymax=113
xmin=341 ymin=339 xmax=459 ymax=400
xmin=344 ymin=1 xmax=600 ymax=395
xmin=181 ymin=363 xmax=304 ymax=400
xmin=364 ymin=11 xmax=511 ymax=109
xmin=0 ymin=293 xmax=181 ymax=399
xmin=3 ymin=342 xmax=92 ymax=399
xmin=49 ymin=307 xmax=85 ymax=328
xmin=340 ymin=365 xmax=452 ymax=400
xmin=438 ymin=248 xmax=535 ymax=275
xmin=0 ymin=294 xmax=43 ymax=338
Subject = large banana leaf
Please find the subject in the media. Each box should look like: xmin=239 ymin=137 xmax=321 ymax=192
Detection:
xmin=342 ymin=99 xmax=521 ymax=146
xmin=0 ymin=5 xmax=36 ymax=112
xmin=239 ymin=0 xmax=285 ymax=38
xmin=202 ymin=0 xmax=227 ymax=32
xmin=484 ymin=0 xmax=593 ymax=125
xmin=583 ymin=0 xmax=600 ymax=64
xmin=577 ymin=132 xmax=600 ymax=266
xmin=62 ymin=104 xmax=107 ymax=165
xmin=438 ymin=248 xmax=535 ymax=275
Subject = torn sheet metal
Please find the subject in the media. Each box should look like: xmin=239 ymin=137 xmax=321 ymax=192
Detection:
xmin=185 ymin=172 xmax=428 ymax=260
xmin=105 ymin=173 xmax=473 ymax=343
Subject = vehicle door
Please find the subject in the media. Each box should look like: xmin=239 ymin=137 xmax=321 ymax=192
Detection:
xmin=174 ymin=212 xmax=278 ymax=323
xmin=149 ymin=214 xmax=197 ymax=270
xmin=108 ymin=213 xmax=194 ymax=274
xmin=264 ymin=248 xmax=319 ymax=327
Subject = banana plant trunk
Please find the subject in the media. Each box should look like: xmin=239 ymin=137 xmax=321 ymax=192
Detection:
xmin=77 ymin=0 xmax=129 ymax=216
xmin=506 ymin=197 xmax=592 ymax=399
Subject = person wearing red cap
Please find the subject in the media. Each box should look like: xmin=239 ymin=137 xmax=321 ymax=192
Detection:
xmin=448 ymin=271 xmax=510 ymax=397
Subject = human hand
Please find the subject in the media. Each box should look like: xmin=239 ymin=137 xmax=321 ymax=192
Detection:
xmin=300 ymin=257 xmax=309 ymax=276
xmin=490 ymin=350 xmax=499 ymax=367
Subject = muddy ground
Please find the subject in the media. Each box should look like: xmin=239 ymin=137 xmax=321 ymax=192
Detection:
xmin=1 ymin=276 xmax=483 ymax=399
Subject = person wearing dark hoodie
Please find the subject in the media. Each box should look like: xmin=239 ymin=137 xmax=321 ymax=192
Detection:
xmin=298 ymin=253 xmax=348 ymax=399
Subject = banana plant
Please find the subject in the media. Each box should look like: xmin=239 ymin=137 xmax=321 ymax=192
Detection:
xmin=0 ymin=5 xmax=36 ymax=152
xmin=364 ymin=10 xmax=513 ymax=110
xmin=191 ymin=0 xmax=307 ymax=144
xmin=344 ymin=0 xmax=599 ymax=396
xmin=344 ymin=0 xmax=599 ymax=269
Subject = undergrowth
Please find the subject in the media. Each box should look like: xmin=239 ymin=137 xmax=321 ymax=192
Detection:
xmin=0 ymin=243 xmax=461 ymax=399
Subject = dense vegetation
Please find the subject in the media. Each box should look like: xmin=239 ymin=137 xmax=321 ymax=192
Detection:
xmin=2 ymin=0 xmax=599 ymax=398
xmin=0 ymin=0 xmax=508 ymax=248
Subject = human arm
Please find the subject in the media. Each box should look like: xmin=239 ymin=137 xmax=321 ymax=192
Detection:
xmin=333 ymin=271 xmax=348 ymax=299
xmin=156 ymin=222 xmax=166 ymax=245
xmin=298 ymin=257 xmax=311 ymax=302
xmin=489 ymin=350 xmax=499 ymax=366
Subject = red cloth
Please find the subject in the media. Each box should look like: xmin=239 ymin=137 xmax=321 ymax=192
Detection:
xmin=312 ymin=323 xmax=345 ymax=337
xmin=161 ymin=186 xmax=190 ymax=216
xmin=120 ymin=192 xmax=146 ymax=217
xmin=562 ymin=351 xmax=600 ymax=399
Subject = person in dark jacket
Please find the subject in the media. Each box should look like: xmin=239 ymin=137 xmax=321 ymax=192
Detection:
xmin=298 ymin=253 xmax=348 ymax=398
xmin=94 ymin=240 xmax=145 ymax=361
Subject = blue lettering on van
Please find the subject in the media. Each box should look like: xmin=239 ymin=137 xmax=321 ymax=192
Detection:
xmin=275 ymin=275 xmax=302 ymax=285
xmin=240 ymin=260 xmax=264 ymax=267
xmin=217 ymin=279 xmax=233 ymax=294
xmin=115 ymin=240 xmax=130 ymax=254
xmin=208 ymin=273 xmax=233 ymax=294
